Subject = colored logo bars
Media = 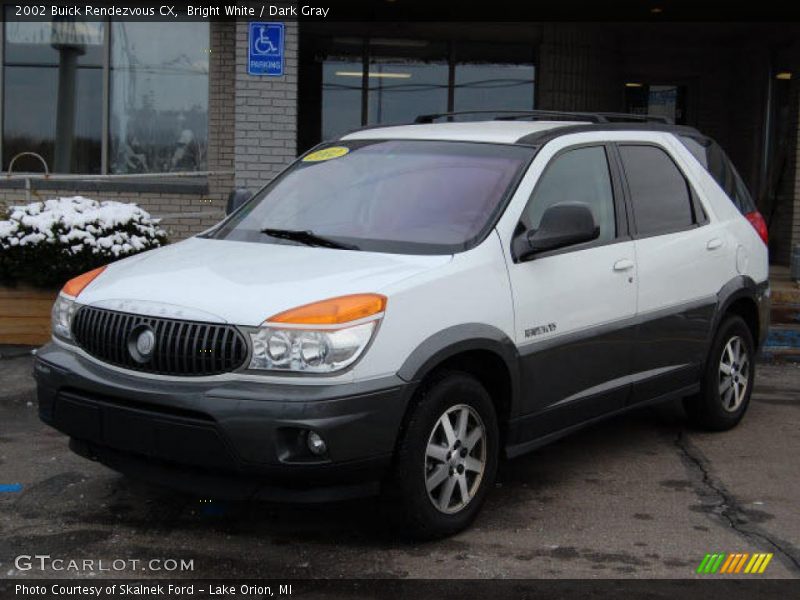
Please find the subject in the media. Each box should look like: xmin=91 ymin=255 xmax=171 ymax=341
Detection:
xmin=697 ymin=552 xmax=773 ymax=574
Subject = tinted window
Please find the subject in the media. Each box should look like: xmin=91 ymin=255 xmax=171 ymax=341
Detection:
xmin=679 ymin=135 xmax=756 ymax=215
xmin=619 ymin=145 xmax=695 ymax=236
xmin=521 ymin=146 xmax=616 ymax=243
xmin=210 ymin=140 xmax=533 ymax=255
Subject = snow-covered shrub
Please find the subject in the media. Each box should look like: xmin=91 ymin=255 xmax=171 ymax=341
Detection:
xmin=0 ymin=196 xmax=167 ymax=288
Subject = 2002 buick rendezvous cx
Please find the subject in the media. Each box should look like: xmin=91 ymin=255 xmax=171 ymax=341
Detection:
xmin=36 ymin=111 xmax=769 ymax=538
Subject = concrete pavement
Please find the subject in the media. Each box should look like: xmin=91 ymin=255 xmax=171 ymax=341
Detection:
xmin=1 ymin=355 xmax=798 ymax=579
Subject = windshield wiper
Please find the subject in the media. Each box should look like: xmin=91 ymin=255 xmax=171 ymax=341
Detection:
xmin=260 ymin=228 xmax=359 ymax=250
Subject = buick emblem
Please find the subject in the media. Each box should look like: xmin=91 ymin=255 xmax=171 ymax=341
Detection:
xmin=128 ymin=325 xmax=156 ymax=363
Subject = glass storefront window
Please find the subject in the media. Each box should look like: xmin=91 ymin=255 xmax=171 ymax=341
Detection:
xmin=110 ymin=22 xmax=209 ymax=174
xmin=311 ymin=38 xmax=535 ymax=145
xmin=454 ymin=64 xmax=535 ymax=112
xmin=1 ymin=16 xmax=209 ymax=175
xmin=366 ymin=59 xmax=449 ymax=125
xmin=322 ymin=59 xmax=363 ymax=140
xmin=624 ymin=83 xmax=687 ymax=124
xmin=2 ymin=17 xmax=104 ymax=173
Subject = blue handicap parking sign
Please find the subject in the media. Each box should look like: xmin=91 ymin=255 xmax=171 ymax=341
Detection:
xmin=248 ymin=22 xmax=284 ymax=76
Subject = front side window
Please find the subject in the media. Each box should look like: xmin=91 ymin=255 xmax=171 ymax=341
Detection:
xmin=520 ymin=145 xmax=617 ymax=244
xmin=619 ymin=145 xmax=696 ymax=236
xmin=210 ymin=140 xmax=534 ymax=254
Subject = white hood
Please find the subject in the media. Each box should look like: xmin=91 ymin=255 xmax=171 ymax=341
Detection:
xmin=77 ymin=237 xmax=452 ymax=326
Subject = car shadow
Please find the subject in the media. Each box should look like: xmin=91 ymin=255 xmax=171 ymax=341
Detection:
xmin=46 ymin=402 xmax=687 ymax=549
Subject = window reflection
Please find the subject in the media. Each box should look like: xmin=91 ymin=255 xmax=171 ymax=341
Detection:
xmin=3 ymin=67 xmax=102 ymax=173
xmin=454 ymin=64 xmax=535 ymax=112
xmin=366 ymin=59 xmax=449 ymax=125
xmin=110 ymin=22 xmax=209 ymax=174
xmin=2 ymin=16 xmax=103 ymax=173
xmin=322 ymin=59 xmax=363 ymax=140
xmin=313 ymin=38 xmax=535 ymax=144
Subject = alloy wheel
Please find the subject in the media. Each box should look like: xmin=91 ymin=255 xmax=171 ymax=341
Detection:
xmin=424 ymin=404 xmax=487 ymax=514
xmin=718 ymin=335 xmax=750 ymax=412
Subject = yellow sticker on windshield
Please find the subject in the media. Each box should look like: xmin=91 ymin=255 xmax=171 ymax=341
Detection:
xmin=303 ymin=146 xmax=350 ymax=162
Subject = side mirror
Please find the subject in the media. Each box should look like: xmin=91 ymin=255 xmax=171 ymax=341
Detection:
xmin=514 ymin=202 xmax=600 ymax=261
xmin=226 ymin=188 xmax=252 ymax=215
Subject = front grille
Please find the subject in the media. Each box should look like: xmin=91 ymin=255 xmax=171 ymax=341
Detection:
xmin=71 ymin=306 xmax=248 ymax=376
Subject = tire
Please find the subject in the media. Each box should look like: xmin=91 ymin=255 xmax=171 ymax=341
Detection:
xmin=684 ymin=315 xmax=755 ymax=431
xmin=387 ymin=371 xmax=499 ymax=539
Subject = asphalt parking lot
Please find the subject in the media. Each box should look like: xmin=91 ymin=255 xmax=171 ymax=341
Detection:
xmin=1 ymin=353 xmax=799 ymax=580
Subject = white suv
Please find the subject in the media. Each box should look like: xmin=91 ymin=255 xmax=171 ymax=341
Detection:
xmin=37 ymin=111 xmax=769 ymax=538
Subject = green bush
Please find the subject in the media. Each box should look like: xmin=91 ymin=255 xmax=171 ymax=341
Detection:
xmin=0 ymin=196 xmax=167 ymax=289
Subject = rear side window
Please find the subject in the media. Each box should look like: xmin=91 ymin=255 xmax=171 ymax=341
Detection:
xmin=619 ymin=144 xmax=697 ymax=237
xmin=679 ymin=135 xmax=756 ymax=215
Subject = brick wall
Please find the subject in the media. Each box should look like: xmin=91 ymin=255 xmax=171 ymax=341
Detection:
xmin=207 ymin=20 xmax=237 ymax=221
xmin=765 ymin=82 xmax=796 ymax=266
xmin=790 ymin=85 xmax=800 ymax=262
xmin=536 ymin=24 xmax=621 ymax=112
xmin=233 ymin=20 xmax=298 ymax=191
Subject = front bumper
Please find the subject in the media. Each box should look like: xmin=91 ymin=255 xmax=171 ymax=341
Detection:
xmin=34 ymin=343 xmax=412 ymax=501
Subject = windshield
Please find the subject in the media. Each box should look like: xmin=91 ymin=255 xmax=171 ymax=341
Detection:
xmin=208 ymin=140 xmax=534 ymax=254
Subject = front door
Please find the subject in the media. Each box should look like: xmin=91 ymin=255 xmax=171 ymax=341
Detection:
xmin=503 ymin=143 xmax=638 ymax=440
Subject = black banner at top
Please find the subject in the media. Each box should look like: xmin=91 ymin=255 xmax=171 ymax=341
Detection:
xmin=3 ymin=0 xmax=800 ymax=22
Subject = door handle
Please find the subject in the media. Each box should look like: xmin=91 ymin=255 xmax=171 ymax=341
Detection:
xmin=707 ymin=238 xmax=723 ymax=250
xmin=613 ymin=259 xmax=635 ymax=271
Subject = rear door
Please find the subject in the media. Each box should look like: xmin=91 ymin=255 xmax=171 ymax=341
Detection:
xmin=615 ymin=141 xmax=728 ymax=403
xmin=501 ymin=142 xmax=638 ymax=439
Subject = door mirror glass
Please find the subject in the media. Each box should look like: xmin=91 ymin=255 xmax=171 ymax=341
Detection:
xmin=226 ymin=188 xmax=252 ymax=215
xmin=515 ymin=202 xmax=599 ymax=260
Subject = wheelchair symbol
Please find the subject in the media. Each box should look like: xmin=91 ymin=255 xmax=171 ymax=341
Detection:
xmin=252 ymin=26 xmax=279 ymax=56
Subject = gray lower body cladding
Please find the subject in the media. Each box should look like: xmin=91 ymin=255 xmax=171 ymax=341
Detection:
xmin=34 ymin=343 xmax=412 ymax=501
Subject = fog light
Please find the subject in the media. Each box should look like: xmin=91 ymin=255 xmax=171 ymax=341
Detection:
xmin=306 ymin=431 xmax=327 ymax=456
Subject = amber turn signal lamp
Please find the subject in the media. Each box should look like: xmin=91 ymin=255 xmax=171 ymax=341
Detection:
xmin=268 ymin=294 xmax=387 ymax=325
xmin=62 ymin=266 xmax=107 ymax=298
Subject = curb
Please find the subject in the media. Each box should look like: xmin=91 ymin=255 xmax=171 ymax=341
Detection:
xmin=0 ymin=345 xmax=38 ymax=360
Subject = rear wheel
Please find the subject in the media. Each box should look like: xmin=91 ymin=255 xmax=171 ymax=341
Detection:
xmin=684 ymin=315 xmax=755 ymax=431
xmin=388 ymin=371 xmax=499 ymax=539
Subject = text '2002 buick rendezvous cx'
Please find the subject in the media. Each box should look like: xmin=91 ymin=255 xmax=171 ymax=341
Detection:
xmin=36 ymin=110 xmax=769 ymax=538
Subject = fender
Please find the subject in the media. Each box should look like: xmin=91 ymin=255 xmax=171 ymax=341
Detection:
xmin=397 ymin=323 xmax=522 ymax=416
xmin=712 ymin=275 xmax=770 ymax=349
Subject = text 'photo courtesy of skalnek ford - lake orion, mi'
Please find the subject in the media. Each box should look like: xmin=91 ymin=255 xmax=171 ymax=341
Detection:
xmin=1 ymin=1 xmax=800 ymax=598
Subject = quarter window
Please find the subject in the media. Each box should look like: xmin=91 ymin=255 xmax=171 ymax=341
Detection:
xmin=679 ymin=135 xmax=755 ymax=215
xmin=521 ymin=146 xmax=617 ymax=244
xmin=619 ymin=145 xmax=696 ymax=236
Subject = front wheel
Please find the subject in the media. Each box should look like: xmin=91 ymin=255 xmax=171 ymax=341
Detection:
xmin=387 ymin=371 xmax=499 ymax=539
xmin=684 ymin=315 xmax=756 ymax=431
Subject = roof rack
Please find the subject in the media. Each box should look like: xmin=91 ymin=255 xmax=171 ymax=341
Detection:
xmin=414 ymin=110 xmax=603 ymax=124
xmin=413 ymin=109 xmax=674 ymax=125
xmin=593 ymin=112 xmax=674 ymax=124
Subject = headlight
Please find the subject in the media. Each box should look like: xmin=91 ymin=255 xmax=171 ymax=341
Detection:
xmin=51 ymin=266 xmax=105 ymax=342
xmin=248 ymin=293 xmax=386 ymax=374
xmin=51 ymin=294 xmax=78 ymax=341
xmin=249 ymin=321 xmax=376 ymax=373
